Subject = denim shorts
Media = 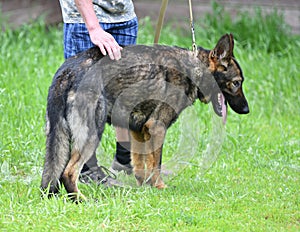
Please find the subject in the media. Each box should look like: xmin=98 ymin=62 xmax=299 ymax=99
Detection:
xmin=63 ymin=17 xmax=138 ymax=59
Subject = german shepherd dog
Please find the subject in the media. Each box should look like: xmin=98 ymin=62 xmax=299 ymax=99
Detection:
xmin=41 ymin=34 xmax=249 ymax=200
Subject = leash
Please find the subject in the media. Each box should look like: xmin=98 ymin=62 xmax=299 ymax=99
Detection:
xmin=154 ymin=0 xmax=197 ymax=54
xmin=188 ymin=0 xmax=197 ymax=54
xmin=154 ymin=0 xmax=169 ymax=44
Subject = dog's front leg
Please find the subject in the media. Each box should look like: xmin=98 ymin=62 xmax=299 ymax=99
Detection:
xmin=130 ymin=119 xmax=166 ymax=189
xmin=130 ymin=130 xmax=147 ymax=186
xmin=143 ymin=119 xmax=166 ymax=189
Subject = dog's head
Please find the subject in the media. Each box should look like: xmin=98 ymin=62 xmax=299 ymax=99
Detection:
xmin=199 ymin=34 xmax=249 ymax=122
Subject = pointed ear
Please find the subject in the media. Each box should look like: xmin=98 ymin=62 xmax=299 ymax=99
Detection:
xmin=210 ymin=34 xmax=234 ymax=68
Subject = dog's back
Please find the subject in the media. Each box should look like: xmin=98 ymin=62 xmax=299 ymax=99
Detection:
xmin=90 ymin=45 xmax=211 ymax=130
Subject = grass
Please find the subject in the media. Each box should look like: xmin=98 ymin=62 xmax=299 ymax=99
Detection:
xmin=0 ymin=3 xmax=299 ymax=231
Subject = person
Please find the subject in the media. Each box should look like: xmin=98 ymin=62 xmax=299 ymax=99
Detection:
xmin=58 ymin=0 xmax=138 ymax=185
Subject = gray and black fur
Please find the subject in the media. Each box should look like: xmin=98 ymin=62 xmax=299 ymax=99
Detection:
xmin=41 ymin=34 xmax=249 ymax=200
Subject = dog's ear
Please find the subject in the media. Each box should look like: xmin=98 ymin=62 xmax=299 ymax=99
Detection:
xmin=209 ymin=34 xmax=234 ymax=69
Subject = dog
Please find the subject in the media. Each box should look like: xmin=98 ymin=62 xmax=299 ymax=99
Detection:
xmin=41 ymin=34 xmax=249 ymax=201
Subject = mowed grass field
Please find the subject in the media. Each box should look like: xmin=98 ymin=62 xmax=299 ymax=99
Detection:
xmin=0 ymin=4 xmax=299 ymax=231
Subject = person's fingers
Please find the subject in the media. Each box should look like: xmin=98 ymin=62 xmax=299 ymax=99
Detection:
xmin=115 ymin=50 xmax=121 ymax=60
xmin=90 ymin=28 xmax=124 ymax=60
xmin=111 ymin=45 xmax=122 ymax=60
xmin=108 ymin=52 xmax=115 ymax=60
xmin=94 ymin=34 xmax=123 ymax=60
xmin=107 ymin=37 xmax=123 ymax=60
xmin=103 ymin=40 xmax=123 ymax=60
xmin=98 ymin=44 xmax=107 ymax=56
xmin=103 ymin=42 xmax=115 ymax=60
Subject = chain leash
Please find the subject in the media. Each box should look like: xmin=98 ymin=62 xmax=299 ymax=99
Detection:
xmin=188 ymin=0 xmax=197 ymax=54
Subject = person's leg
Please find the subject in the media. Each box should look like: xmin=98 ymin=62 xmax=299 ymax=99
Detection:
xmin=111 ymin=128 xmax=132 ymax=174
xmin=63 ymin=23 xmax=95 ymax=59
xmin=101 ymin=17 xmax=138 ymax=173
xmin=115 ymin=127 xmax=131 ymax=165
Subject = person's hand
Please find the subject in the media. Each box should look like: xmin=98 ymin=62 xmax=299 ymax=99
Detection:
xmin=74 ymin=0 xmax=122 ymax=60
xmin=89 ymin=27 xmax=122 ymax=60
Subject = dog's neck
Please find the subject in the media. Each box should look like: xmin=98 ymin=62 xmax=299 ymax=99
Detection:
xmin=196 ymin=47 xmax=210 ymax=67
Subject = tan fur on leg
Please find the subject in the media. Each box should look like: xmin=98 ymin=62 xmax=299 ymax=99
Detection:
xmin=130 ymin=130 xmax=147 ymax=186
xmin=144 ymin=119 xmax=167 ymax=188
xmin=130 ymin=119 xmax=167 ymax=188
xmin=61 ymin=149 xmax=86 ymax=201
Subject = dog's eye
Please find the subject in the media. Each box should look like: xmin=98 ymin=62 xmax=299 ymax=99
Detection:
xmin=232 ymin=81 xmax=240 ymax=88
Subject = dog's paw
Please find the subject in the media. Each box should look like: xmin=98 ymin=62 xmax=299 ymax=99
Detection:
xmin=155 ymin=182 xmax=167 ymax=189
xmin=68 ymin=192 xmax=87 ymax=203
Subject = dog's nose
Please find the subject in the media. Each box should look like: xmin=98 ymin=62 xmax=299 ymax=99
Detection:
xmin=242 ymin=105 xmax=249 ymax=114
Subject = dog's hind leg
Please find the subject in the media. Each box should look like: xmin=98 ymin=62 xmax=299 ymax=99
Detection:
xmin=61 ymin=92 xmax=106 ymax=201
xmin=41 ymin=118 xmax=71 ymax=197
xmin=60 ymin=148 xmax=82 ymax=200
xmin=61 ymin=133 xmax=100 ymax=202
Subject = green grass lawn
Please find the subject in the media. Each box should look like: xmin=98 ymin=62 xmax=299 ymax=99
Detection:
xmin=0 ymin=4 xmax=299 ymax=231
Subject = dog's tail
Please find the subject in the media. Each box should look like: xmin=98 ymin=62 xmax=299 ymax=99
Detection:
xmin=40 ymin=114 xmax=70 ymax=197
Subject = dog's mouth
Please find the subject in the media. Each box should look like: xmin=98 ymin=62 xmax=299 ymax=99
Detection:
xmin=211 ymin=92 xmax=227 ymax=124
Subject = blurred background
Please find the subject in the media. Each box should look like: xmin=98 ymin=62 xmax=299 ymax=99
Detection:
xmin=1 ymin=0 xmax=299 ymax=34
